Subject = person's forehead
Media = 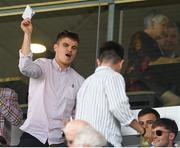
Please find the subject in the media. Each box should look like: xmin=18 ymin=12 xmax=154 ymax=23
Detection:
xmin=152 ymin=126 xmax=166 ymax=131
xmin=60 ymin=37 xmax=78 ymax=43
xmin=138 ymin=113 xmax=157 ymax=121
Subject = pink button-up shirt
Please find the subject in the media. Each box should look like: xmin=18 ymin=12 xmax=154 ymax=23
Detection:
xmin=18 ymin=51 xmax=84 ymax=145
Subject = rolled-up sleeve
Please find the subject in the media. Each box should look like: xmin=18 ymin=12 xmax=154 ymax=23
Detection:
xmin=106 ymin=73 xmax=134 ymax=126
xmin=18 ymin=50 xmax=43 ymax=78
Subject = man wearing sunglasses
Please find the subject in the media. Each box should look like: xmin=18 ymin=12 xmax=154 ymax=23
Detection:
xmin=151 ymin=118 xmax=178 ymax=147
xmin=138 ymin=107 xmax=160 ymax=146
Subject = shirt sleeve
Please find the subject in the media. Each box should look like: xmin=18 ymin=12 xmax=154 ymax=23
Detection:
xmin=18 ymin=50 xmax=43 ymax=78
xmin=105 ymin=73 xmax=135 ymax=126
xmin=0 ymin=88 xmax=23 ymax=126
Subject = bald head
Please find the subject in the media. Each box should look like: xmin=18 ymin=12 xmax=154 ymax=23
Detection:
xmin=63 ymin=120 xmax=90 ymax=147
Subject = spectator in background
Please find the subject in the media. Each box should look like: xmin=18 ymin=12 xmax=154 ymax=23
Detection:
xmin=156 ymin=21 xmax=180 ymax=97
xmin=75 ymin=41 xmax=147 ymax=147
xmin=0 ymin=88 xmax=23 ymax=146
xmin=63 ymin=120 xmax=107 ymax=147
xmin=157 ymin=21 xmax=179 ymax=57
xmin=18 ymin=19 xmax=84 ymax=147
xmin=138 ymin=107 xmax=160 ymax=146
xmin=126 ymin=13 xmax=180 ymax=106
xmin=151 ymin=118 xmax=178 ymax=147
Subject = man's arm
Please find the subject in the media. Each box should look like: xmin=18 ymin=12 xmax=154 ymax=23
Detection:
xmin=21 ymin=18 xmax=32 ymax=56
xmin=19 ymin=19 xmax=43 ymax=78
xmin=106 ymin=74 xmax=135 ymax=125
xmin=106 ymin=73 xmax=146 ymax=135
xmin=0 ymin=88 xmax=23 ymax=126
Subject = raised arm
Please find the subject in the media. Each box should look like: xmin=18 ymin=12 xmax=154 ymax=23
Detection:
xmin=0 ymin=88 xmax=23 ymax=126
xmin=21 ymin=18 xmax=32 ymax=55
xmin=19 ymin=19 xmax=43 ymax=78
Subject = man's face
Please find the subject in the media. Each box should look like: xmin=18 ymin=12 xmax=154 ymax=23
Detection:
xmin=138 ymin=113 xmax=157 ymax=129
xmin=152 ymin=126 xmax=174 ymax=147
xmin=54 ymin=37 xmax=78 ymax=68
xmin=163 ymin=27 xmax=179 ymax=50
xmin=65 ymin=129 xmax=76 ymax=147
xmin=153 ymin=21 xmax=168 ymax=40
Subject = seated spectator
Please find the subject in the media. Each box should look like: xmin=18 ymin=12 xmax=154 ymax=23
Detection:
xmin=63 ymin=120 xmax=90 ymax=147
xmin=0 ymin=88 xmax=23 ymax=146
xmin=72 ymin=123 xmax=107 ymax=147
xmin=126 ymin=13 xmax=180 ymax=106
xmin=63 ymin=120 xmax=107 ymax=147
xmin=157 ymin=21 xmax=179 ymax=58
xmin=151 ymin=118 xmax=178 ymax=147
xmin=138 ymin=107 xmax=160 ymax=146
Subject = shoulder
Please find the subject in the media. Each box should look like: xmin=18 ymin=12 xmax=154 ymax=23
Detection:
xmin=106 ymin=70 xmax=124 ymax=83
xmin=70 ymin=68 xmax=85 ymax=82
xmin=34 ymin=58 xmax=51 ymax=63
xmin=0 ymin=87 xmax=16 ymax=94
xmin=34 ymin=58 xmax=53 ymax=69
xmin=0 ymin=88 xmax=17 ymax=99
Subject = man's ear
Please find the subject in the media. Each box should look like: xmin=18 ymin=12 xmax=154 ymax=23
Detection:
xmin=119 ymin=59 xmax=124 ymax=69
xmin=96 ymin=59 xmax=101 ymax=66
xmin=53 ymin=44 xmax=57 ymax=52
xmin=169 ymin=133 xmax=175 ymax=141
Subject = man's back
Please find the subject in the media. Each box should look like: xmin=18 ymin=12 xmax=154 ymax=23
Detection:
xmin=76 ymin=66 xmax=133 ymax=146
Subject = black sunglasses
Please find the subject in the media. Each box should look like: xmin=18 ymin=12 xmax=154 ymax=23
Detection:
xmin=153 ymin=130 xmax=169 ymax=136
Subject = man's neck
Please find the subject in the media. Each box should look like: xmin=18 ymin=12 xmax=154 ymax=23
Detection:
xmin=144 ymin=29 xmax=157 ymax=40
xmin=55 ymin=59 xmax=69 ymax=71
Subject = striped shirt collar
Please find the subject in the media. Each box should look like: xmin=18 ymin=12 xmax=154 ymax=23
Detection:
xmin=52 ymin=58 xmax=70 ymax=72
xmin=95 ymin=66 xmax=113 ymax=72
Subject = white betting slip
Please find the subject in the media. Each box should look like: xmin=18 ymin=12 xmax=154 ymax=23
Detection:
xmin=22 ymin=5 xmax=35 ymax=19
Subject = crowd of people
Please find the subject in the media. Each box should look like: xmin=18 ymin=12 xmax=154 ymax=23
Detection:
xmin=126 ymin=13 xmax=180 ymax=106
xmin=0 ymin=11 xmax=180 ymax=147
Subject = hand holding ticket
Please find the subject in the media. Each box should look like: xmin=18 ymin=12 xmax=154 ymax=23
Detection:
xmin=22 ymin=5 xmax=35 ymax=20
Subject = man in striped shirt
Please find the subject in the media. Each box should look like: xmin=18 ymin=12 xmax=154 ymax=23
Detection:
xmin=75 ymin=41 xmax=147 ymax=146
xmin=0 ymin=88 xmax=23 ymax=146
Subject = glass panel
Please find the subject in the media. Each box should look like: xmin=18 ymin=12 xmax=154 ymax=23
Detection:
xmin=120 ymin=3 xmax=180 ymax=108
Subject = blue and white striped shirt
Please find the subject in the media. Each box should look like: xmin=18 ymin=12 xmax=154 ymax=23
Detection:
xmin=75 ymin=66 xmax=135 ymax=146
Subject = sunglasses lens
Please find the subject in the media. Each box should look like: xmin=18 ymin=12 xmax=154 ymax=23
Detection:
xmin=156 ymin=130 xmax=162 ymax=136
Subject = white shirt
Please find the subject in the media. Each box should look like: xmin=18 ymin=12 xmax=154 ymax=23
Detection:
xmin=75 ymin=66 xmax=134 ymax=147
xmin=19 ymin=51 xmax=84 ymax=145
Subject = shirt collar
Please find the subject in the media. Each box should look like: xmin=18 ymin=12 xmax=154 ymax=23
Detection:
xmin=52 ymin=58 xmax=70 ymax=72
xmin=95 ymin=66 xmax=112 ymax=73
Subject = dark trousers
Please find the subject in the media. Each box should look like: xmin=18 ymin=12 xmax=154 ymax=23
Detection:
xmin=106 ymin=141 xmax=114 ymax=147
xmin=18 ymin=132 xmax=67 ymax=147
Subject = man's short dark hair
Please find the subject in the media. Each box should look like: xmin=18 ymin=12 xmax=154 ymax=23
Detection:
xmin=152 ymin=118 xmax=178 ymax=137
xmin=98 ymin=41 xmax=124 ymax=64
xmin=55 ymin=30 xmax=80 ymax=43
xmin=138 ymin=107 xmax=160 ymax=119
